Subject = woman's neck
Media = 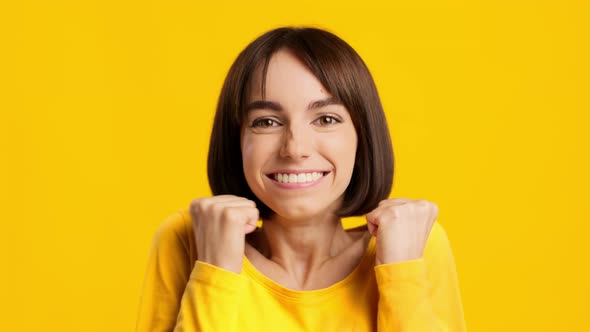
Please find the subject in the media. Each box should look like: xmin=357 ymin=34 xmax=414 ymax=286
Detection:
xmin=249 ymin=212 xmax=357 ymax=276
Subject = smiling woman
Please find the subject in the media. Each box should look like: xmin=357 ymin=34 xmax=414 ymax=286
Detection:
xmin=241 ymin=49 xmax=360 ymax=222
xmin=136 ymin=26 xmax=466 ymax=332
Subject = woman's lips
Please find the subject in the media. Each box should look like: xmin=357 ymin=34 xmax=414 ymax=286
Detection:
xmin=266 ymin=171 xmax=330 ymax=189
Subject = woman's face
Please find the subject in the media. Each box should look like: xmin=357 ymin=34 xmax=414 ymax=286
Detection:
xmin=241 ymin=49 xmax=358 ymax=220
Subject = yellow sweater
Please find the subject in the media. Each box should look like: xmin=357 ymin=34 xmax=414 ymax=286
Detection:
xmin=136 ymin=209 xmax=466 ymax=331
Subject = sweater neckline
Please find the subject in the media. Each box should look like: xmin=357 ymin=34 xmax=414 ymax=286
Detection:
xmin=242 ymin=234 xmax=376 ymax=302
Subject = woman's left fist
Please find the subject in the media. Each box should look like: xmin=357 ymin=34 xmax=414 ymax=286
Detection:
xmin=366 ymin=198 xmax=439 ymax=265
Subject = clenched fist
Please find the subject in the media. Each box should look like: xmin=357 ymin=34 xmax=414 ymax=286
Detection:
xmin=190 ymin=195 xmax=259 ymax=274
xmin=366 ymin=198 xmax=438 ymax=265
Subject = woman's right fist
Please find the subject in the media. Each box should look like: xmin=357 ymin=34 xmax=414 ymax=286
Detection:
xmin=190 ymin=195 xmax=259 ymax=274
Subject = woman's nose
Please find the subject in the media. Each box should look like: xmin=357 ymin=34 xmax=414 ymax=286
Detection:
xmin=279 ymin=125 xmax=312 ymax=160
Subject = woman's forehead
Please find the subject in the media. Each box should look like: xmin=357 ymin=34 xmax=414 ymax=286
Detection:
xmin=246 ymin=49 xmax=330 ymax=102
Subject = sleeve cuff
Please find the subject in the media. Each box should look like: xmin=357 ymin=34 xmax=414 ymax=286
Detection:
xmin=374 ymin=258 xmax=428 ymax=287
xmin=190 ymin=260 xmax=248 ymax=292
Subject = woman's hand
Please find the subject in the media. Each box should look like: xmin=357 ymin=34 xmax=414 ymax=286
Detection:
xmin=190 ymin=195 xmax=259 ymax=274
xmin=366 ymin=198 xmax=438 ymax=265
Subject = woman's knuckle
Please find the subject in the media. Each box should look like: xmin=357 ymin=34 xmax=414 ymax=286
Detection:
xmin=416 ymin=199 xmax=428 ymax=206
xmin=389 ymin=207 xmax=401 ymax=219
xmin=222 ymin=207 xmax=236 ymax=220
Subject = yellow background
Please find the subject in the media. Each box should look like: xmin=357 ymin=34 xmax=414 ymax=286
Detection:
xmin=1 ymin=0 xmax=588 ymax=331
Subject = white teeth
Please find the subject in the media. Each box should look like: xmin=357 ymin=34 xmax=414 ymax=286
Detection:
xmin=272 ymin=172 xmax=326 ymax=184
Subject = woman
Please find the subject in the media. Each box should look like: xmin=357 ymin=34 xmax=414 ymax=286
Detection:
xmin=136 ymin=26 xmax=466 ymax=331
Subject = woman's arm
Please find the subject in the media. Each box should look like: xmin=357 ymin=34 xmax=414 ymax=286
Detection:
xmin=135 ymin=210 xmax=248 ymax=332
xmin=374 ymin=221 xmax=467 ymax=331
xmin=135 ymin=211 xmax=192 ymax=331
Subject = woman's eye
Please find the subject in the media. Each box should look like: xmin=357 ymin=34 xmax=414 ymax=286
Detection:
xmin=314 ymin=115 xmax=341 ymax=126
xmin=251 ymin=118 xmax=280 ymax=128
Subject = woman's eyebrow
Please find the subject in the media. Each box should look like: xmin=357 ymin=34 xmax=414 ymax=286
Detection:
xmin=245 ymin=100 xmax=282 ymax=112
xmin=245 ymin=97 xmax=342 ymax=113
xmin=308 ymin=97 xmax=341 ymax=110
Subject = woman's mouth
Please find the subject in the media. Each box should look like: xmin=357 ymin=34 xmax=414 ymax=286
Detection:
xmin=266 ymin=171 xmax=330 ymax=189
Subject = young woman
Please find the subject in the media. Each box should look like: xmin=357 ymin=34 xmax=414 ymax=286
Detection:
xmin=136 ymin=26 xmax=466 ymax=331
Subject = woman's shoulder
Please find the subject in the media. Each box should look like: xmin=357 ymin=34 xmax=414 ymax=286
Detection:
xmin=155 ymin=208 xmax=191 ymax=237
xmin=423 ymin=220 xmax=460 ymax=270
xmin=150 ymin=208 xmax=196 ymax=260
xmin=425 ymin=220 xmax=453 ymax=253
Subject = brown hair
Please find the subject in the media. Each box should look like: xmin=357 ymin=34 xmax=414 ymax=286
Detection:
xmin=207 ymin=26 xmax=394 ymax=219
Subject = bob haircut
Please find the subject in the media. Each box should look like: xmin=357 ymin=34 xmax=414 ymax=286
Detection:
xmin=207 ymin=26 xmax=394 ymax=220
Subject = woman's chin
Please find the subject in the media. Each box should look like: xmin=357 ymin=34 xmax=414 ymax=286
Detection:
xmin=265 ymin=203 xmax=335 ymax=223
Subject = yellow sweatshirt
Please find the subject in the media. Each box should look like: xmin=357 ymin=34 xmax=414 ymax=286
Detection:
xmin=136 ymin=208 xmax=466 ymax=331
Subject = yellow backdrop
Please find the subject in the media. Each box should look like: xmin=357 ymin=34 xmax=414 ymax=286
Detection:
xmin=1 ymin=0 xmax=588 ymax=331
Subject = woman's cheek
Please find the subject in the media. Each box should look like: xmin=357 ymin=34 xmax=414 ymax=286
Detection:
xmin=242 ymin=135 xmax=275 ymax=184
